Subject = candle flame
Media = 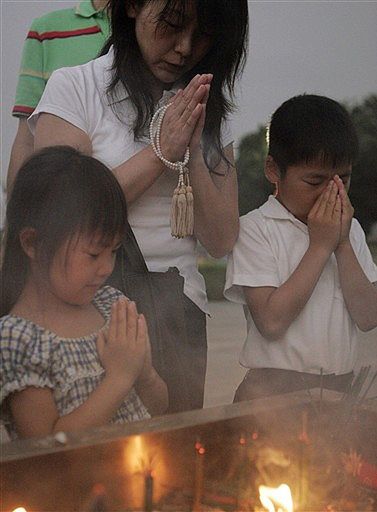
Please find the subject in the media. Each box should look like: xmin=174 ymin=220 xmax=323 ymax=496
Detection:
xmin=12 ymin=508 xmax=28 ymax=512
xmin=259 ymin=483 xmax=294 ymax=512
xmin=123 ymin=435 xmax=150 ymax=473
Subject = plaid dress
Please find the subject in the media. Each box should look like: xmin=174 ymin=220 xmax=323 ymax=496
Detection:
xmin=0 ymin=286 xmax=149 ymax=439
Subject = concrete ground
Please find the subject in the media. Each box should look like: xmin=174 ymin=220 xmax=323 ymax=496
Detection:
xmin=204 ymin=300 xmax=377 ymax=408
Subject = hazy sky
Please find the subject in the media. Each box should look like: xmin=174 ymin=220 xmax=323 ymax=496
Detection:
xmin=1 ymin=0 xmax=377 ymax=207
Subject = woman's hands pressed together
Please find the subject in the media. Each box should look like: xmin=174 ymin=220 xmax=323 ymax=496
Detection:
xmin=159 ymin=74 xmax=212 ymax=162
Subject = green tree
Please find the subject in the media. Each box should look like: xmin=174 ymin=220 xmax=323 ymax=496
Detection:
xmin=236 ymin=125 xmax=270 ymax=216
xmin=236 ymin=94 xmax=377 ymax=234
xmin=348 ymin=94 xmax=377 ymax=235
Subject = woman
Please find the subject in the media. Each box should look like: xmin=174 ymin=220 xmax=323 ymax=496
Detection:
xmin=30 ymin=0 xmax=249 ymax=410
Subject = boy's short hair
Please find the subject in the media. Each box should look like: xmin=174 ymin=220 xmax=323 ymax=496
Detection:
xmin=267 ymin=94 xmax=359 ymax=174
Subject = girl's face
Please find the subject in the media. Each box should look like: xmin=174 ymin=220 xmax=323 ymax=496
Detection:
xmin=129 ymin=0 xmax=213 ymax=87
xmin=46 ymin=232 xmax=121 ymax=306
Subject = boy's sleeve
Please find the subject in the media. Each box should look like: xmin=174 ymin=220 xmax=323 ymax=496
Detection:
xmin=351 ymin=219 xmax=377 ymax=283
xmin=12 ymin=18 xmax=46 ymax=117
xmin=28 ymin=66 xmax=88 ymax=135
xmin=224 ymin=213 xmax=280 ymax=304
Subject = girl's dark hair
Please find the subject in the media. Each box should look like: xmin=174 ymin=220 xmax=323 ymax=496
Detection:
xmin=267 ymin=94 xmax=359 ymax=174
xmin=1 ymin=146 xmax=127 ymax=316
xmin=102 ymin=0 xmax=249 ymax=171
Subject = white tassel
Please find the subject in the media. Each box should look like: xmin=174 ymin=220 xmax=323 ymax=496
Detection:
xmin=150 ymin=104 xmax=193 ymax=238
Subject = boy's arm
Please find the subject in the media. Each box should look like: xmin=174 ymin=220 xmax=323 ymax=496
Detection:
xmin=244 ymin=245 xmax=330 ymax=340
xmin=335 ymin=243 xmax=377 ymax=331
xmin=245 ymin=181 xmax=341 ymax=340
xmin=334 ymin=176 xmax=377 ymax=331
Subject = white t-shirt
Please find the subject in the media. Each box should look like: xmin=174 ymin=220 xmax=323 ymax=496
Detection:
xmin=29 ymin=49 xmax=233 ymax=313
xmin=224 ymin=195 xmax=377 ymax=375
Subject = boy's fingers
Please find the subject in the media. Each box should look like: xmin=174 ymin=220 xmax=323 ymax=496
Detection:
xmin=333 ymin=195 xmax=342 ymax=220
xmin=315 ymin=182 xmax=332 ymax=216
xmin=324 ymin=181 xmax=337 ymax=215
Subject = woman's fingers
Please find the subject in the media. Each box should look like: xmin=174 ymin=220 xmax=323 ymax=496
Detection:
xmin=171 ymin=74 xmax=210 ymax=121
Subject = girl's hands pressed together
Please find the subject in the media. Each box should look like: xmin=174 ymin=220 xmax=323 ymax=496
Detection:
xmin=97 ymin=298 xmax=147 ymax=389
xmin=307 ymin=180 xmax=341 ymax=254
xmin=159 ymin=74 xmax=212 ymax=162
xmin=334 ymin=174 xmax=354 ymax=248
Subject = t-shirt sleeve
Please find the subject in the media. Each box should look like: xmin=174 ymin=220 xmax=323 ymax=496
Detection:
xmin=28 ymin=66 xmax=88 ymax=135
xmin=13 ymin=19 xmax=46 ymax=117
xmin=224 ymin=212 xmax=280 ymax=304
xmin=0 ymin=319 xmax=53 ymax=404
xmin=351 ymin=219 xmax=377 ymax=283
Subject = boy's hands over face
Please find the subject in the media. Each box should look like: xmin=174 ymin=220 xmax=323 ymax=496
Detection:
xmin=307 ymin=180 xmax=341 ymax=254
xmin=334 ymin=175 xmax=354 ymax=248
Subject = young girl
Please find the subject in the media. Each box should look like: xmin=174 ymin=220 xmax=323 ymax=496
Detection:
xmin=28 ymin=0 xmax=249 ymax=410
xmin=0 ymin=146 xmax=168 ymax=439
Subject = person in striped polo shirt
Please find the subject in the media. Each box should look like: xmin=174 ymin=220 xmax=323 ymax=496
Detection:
xmin=7 ymin=0 xmax=110 ymax=190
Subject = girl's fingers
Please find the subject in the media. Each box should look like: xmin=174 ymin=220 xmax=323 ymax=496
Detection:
xmin=137 ymin=313 xmax=147 ymax=339
xmin=108 ymin=300 xmax=118 ymax=343
xmin=137 ymin=314 xmax=147 ymax=353
xmin=96 ymin=329 xmax=105 ymax=353
xmin=126 ymin=300 xmax=138 ymax=342
xmin=116 ymin=298 xmax=127 ymax=342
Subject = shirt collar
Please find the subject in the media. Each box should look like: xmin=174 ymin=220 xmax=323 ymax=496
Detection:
xmin=75 ymin=1 xmax=104 ymax=18
xmin=260 ymin=195 xmax=308 ymax=232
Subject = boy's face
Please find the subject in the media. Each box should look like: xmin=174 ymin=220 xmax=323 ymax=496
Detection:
xmin=277 ymin=161 xmax=352 ymax=224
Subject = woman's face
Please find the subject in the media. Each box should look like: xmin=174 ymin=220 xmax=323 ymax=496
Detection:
xmin=128 ymin=1 xmax=213 ymax=86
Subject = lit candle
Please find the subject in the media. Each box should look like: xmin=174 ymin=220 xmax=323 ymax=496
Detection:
xmin=144 ymin=471 xmax=154 ymax=512
xmin=193 ymin=439 xmax=205 ymax=512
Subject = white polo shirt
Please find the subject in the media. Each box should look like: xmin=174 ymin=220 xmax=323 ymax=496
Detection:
xmin=29 ymin=49 xmax=233 ymax=313
xmin=224 ymin=196 xmax=377 ymax=375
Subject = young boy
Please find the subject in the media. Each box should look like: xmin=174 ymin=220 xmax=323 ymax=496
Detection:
xmin=225 ymin=94 xmax=377 ymax=401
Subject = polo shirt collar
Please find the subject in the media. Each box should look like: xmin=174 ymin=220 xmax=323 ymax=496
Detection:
xmin=75 ymin=1 xmax=102 ymax=18
xmin=260 ymin=195 xmax=308 ymax=232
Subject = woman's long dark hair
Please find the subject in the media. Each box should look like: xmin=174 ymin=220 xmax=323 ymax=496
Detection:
xmin=102 ymin=0 xmax=249 ymax=171
xmin=0 ymin=146 xmax=127 ymax=316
